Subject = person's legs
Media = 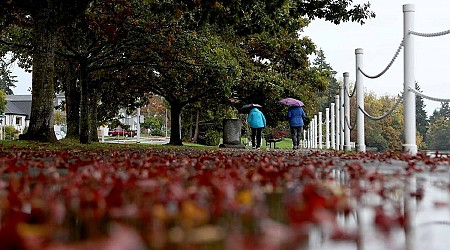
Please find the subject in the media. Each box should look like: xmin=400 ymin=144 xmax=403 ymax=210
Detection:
xmin=298 ymin=126 xmax=304 ymax=148
xmin=291 ymin=126 xmax=298 ymax=149
xmin=296 ymin=127 xmax=302 ymax=148
xmin=251 ymin=128 xmax=257 ymax=148
xmin=256 ymin=128 xmax=262 ymax=148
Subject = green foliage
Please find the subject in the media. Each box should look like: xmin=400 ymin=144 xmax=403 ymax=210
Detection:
xmin=415 ymin=83 xmax=429 ymax=145
xmin=0 ymin=89 xmax=6 ymax=113
xmin=203 ymin=130 xmax=221 ymax=146
xmin=0 ymin=59 xmax=17 ymax=95
xmin=3 ymin=125 xmax=19 ymax=140
xmin=143 ymin=115 xmax=164 ymax=136
xmin=426 ymin=117 xmax=450 ymax=150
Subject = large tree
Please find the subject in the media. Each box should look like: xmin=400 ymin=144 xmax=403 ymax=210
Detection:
xmin=1 ymin=0 xmax=91 ymax=142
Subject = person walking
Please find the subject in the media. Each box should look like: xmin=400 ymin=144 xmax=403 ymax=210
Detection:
xmin=287 ymin=105 xmax=306 ymax=149
xmin=247 ymin=107 xmax=266 ymax=149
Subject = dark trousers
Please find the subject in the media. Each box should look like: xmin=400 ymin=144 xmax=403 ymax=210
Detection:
xmin=251 ymin=128 xmax=263 ymax=148
xmin=290 ymin=126 xmax=303 ymax=147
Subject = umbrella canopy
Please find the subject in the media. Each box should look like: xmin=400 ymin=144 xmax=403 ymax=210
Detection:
xmin=240 ymin=103 xmax=262 ymax=113
xmin=279 ymin=98 xmax=304 ymax=107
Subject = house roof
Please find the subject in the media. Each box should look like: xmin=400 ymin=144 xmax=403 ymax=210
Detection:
xmin=5 ymin=95 xmax=32 ymax=118
xmin=6 ymin=95 xmax=32 ymax=102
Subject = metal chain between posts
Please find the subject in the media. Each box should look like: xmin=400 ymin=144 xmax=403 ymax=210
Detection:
xmin=409 ymin=87 xmax=450 ymax=102
xmin=344 ymin=114 xmax=357 ymax=131
xmin=358 ymin=39 xmax=404 ymax=79
xmin=409 ymin=29 xmax=450 ymax=37
xmin=358 ymin=94 xmax=404 ymax=120
xmin=345 ymin=84 xmax=356 ymax=98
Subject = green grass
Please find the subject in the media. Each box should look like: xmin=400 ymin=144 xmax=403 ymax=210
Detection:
xmin=242 ymin=137 xmax=294 ymax=149
xmin=0 ymin=135 xmax=295 ymax=151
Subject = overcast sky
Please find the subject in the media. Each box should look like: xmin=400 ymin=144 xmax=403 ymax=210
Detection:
xmin=11 ymin=1 xmax=450 ymax=115
xmin=304 ymin=0 xmax=450 ymax=116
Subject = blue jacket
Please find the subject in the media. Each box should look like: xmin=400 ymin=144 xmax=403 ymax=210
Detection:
xmin=287 ymin=106 xmax=306 ymax=127
xmin=247 ymin=108 xmax=266 ymax=129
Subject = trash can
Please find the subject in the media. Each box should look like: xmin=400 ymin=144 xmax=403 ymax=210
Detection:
xmin=219 ymin=118 xmax=245 ymax=148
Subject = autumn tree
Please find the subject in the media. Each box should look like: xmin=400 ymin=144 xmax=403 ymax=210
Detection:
xmin=350 ymin=92 xmax=403 ymax=152
xmin=2 ymin=0 xmax=375 ymax=145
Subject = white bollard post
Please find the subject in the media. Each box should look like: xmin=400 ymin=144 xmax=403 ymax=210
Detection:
xmin=330 ymin=103 xmax=335 ymax=150
xmin=303 ymin=130 xmax=307 ymax=148
xmin=325 ymin=108 xmax=330 ymax=149
xmin=339 ymin=81 xmax=345 ymax=151
xmin=137 ymin=106 xmax=141 ymax=143
xmin=344 ymin=72 xmax=352 ymax=151
xmin=308 ymin=127 xmax=311 ymax=149
xmin=355 ymin=48 xmax=366 ymax=152
xmin=335 ymin=95 xmax=340 ymax=150
xmin=318 ymin=112 xmax=323 ymax=149
xmin=403 ymin=4 xmax=417 ymax=155
xmin=313 ymin=115 xmax=317 ymax=148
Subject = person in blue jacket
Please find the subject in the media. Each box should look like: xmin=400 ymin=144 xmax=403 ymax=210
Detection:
xmin=247 ymin=107 xmax=266 ymax=149
xmin=287 ymin=106 xmax=306 ymax=149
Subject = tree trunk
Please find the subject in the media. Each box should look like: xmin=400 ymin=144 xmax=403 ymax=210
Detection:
xmin=192 ymin=110 xmax=199 ymax=142
xmin=188 ymin=112 xmax=193 ymax=142
xmin=19 ymin=18 xmax=57 ymax=142
xmin=79 ymin=60 xmax=90 ymax=144
xmin=89 ymin=89 xmax=99 ymax=142
xmin=168 ymin=102 xmax=183 ymax=145
xmin=63 ymin=62 xmax=80 ymax=139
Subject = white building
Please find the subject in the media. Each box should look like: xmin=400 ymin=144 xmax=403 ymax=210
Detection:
xmin=3 ymin=94 xmax=66 ymax=134
xmin=3 ymin=95 xmax=31 ymax=133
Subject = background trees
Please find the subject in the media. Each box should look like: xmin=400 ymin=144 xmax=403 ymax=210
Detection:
xmin=1 ymin=0 xmax=375 ymax=145
xmin=426 ymin=102 xmax=450 ymax=150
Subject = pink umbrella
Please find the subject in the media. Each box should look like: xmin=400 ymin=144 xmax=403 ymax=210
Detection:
xmin=279 ymin=98 xmax=304 ymax=107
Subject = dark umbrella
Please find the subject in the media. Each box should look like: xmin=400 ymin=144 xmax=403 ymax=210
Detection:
xmin=240 ymin=103 xmax=262 ymax=114
xmin=279 ymin=97 xmax=304 ymax=107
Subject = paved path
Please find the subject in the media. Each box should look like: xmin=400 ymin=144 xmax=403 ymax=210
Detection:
xmin=101 ymin=136 xmax=170 ymax=144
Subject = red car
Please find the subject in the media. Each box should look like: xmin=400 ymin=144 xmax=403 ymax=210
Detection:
xmin=108 ymin=128 xmax=136 ymax=137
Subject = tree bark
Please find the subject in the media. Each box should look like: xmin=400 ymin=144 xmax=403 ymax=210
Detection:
xmin=63 ymin=62 xmax=80 ymax=139
xmin=192 ymin=110 xmax=199 ymax=142
xmin=79 ymin=59 xmax=90 ymax=144
xmin=188 ymin=112 xmax=193 ymax=142
xmin=168 ymin=102 xmax=183 ymax=145
xmin=19 ymin=17 xmax=57 ymax=142
xmin=89 ymin=88 xmax=99 ymax=142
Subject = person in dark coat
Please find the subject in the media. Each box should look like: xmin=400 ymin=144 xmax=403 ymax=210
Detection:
xmin=247 ymin=107 xmax=266 ymax=149
xmin=287 ymin=106 xmax=306 ymax=149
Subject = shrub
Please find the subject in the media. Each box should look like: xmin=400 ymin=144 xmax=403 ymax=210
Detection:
xmin=204 ymin=130 xmax=221 ymax=146
xmin=3 ymin=126 xmax=19 ymax=140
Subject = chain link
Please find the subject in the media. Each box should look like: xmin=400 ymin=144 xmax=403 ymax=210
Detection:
xmin=345 ymin=84 xmax=356 ymax=98
xmin=344 ymin=114 xmax=356 ymax=131
xmin=409 ymin=29 xmax=450 ymax=37
xmin=409 ymin=87 xmax=450 ymax=102
xmin=358 ymin=39 xmax=404 ymax=79
xmin=358 ymin=94 xmax=403 ymax=120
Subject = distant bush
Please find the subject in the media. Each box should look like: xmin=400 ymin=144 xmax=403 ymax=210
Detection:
xmin=3 ymin=126 xmax=19 ymax=140
xmin=204 ymin=130 xmax=221 ymax=146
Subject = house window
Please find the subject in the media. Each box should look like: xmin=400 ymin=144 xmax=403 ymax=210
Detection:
xmin=16 ymin=117 xmax=22 ymax=126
